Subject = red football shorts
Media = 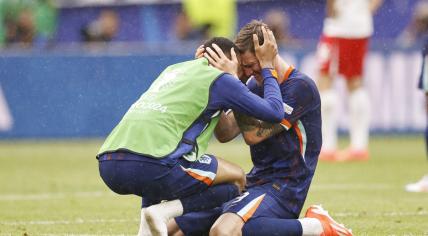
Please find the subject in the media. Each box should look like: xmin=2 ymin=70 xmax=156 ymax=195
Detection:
xmin=317 ymin=35 xmax=369 ymax=79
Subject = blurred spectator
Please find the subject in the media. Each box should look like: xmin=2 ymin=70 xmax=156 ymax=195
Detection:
xmin=0 ymin=0 xmax=57 ymax=48
xmin=2 ymin=0 xmax=36 ymax=48
xmin=175 ymin=10 xmax=210 ymax=41
xmin=397 ymin=1 xmax=428 ymax=47
xmin=264 ymin=9 xmax=300 ymax=48
xmin=81 ymin=10 xmax=120 ymax=42
xmin=317 ymin=0 xmax=383 ymax=162
xmin=178 ymin=0 xmax=236 ymax=40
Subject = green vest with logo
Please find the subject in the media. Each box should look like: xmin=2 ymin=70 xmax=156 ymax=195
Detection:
xmin=98 ymin=58 xmax=223 ymax=161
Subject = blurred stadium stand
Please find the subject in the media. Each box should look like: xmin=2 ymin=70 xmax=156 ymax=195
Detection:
xmin=0 ymin=0 xmax=426 ymax=138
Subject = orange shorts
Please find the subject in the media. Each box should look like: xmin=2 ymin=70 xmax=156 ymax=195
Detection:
xmin=317 ymin=35 xmax=369 ymax=79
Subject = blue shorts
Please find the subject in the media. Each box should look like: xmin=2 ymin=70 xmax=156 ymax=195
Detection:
xmin=98 ymin=151 xmax=218 ymax=206
xmin=223 ymin=182 xmax=298 ymax=221
xmin=176 ymin=182 xmax=298 ymax=235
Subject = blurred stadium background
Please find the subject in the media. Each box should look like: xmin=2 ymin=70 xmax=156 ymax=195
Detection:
xmin=0 ymin=0 xmax=428 ymax=235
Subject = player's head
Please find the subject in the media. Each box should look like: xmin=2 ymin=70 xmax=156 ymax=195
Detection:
xmin=203 ymin=37 xmax=240 ymax=60
xmin=235 ymin=20 xmax=269 ymax=82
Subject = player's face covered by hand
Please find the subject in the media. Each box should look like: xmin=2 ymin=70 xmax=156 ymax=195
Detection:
xmin=241 ymin=51 xmax=262 ymax=83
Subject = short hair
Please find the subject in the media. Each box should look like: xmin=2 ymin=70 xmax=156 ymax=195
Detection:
xmin=235 ymin=20 xmax=268 ymax=53
xmin=203 ymin=37 xmax=240 ymax=59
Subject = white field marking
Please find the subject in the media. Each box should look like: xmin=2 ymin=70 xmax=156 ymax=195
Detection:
xmin=310 ymin=183 xmax=394 ymax=190
xmin=333 ymin=211 xmax=428 ymax=218
xmin=40 ymin=234 xmax=135 ymax=236
xmin=0 ymin=183 xmax=395 ymax=202
xmin=40 ymin=235 xmax=135 ymax=236
xmin=1 ymin=211 xmax=427 ymax=227
xmin=0 ymin=218 xmax=139 ymax=226
xmin=0 ymin=191 xmax=114 ymax=201
xmin=0 ymin=234 xmax=135 ymax=236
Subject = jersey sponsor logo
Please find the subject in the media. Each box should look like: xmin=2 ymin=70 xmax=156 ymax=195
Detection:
xmin=283 ymin=103 xmax=294 ymax=115
xmin=151 ymin=69 xmax=183 ymax=93
xmin=130 ymin=100 xmax=168 ymax=113
xmin=198 ymin=154 xmax=212 ymax=164
xmin=183 ymin=151 xmax=197 ymax=162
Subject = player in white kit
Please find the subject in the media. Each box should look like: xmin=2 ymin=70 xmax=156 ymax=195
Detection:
xmin=317 ymin=0 xmax=383 ymax=161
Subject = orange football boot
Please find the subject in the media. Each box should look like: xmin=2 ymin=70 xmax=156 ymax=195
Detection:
xmin=335 ymin=148 xmax=369 ymax=162
xmin=318 ymin=150 xmax=338 ymax=162
xmin=305 ymin=205 xmax=353 ymax=236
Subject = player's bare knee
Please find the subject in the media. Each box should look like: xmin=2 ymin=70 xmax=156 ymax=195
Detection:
xmin=169 ymin=231 xmax=185 ymax=236
xmin=210 ymin=213 xmax=244 ymax=236
xmin=209 ymin=223 xmax=233 ymax=236
xmin=210 ymin=222 xmax=242 ymax=236
xmin=167 ymin=219 xmax=183 ymax=236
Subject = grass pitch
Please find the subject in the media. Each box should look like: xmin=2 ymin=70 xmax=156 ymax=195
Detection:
xmin=0 ymin=136 xmax=427 ymax=235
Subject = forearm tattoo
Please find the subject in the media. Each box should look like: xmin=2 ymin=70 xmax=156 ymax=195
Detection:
xmin=234 ymin=112 xmax=260 ymax=131
xmin=235 ymin=112 xmax=284 ymax=137
xmin=256 ymin=122 xmax=284 ymax=137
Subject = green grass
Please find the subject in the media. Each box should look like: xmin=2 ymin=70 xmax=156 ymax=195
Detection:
xmin=0 ymin=136 xmax=427 ymax=235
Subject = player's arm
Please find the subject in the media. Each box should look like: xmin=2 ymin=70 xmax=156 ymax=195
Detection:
xmin=370 ymin=0 xmax=383 ymax=14
xmin=214 ymin=110 xmax=240 ymax=143
xmin=205 ymin=30 xmax=284 ymax=123
xmin=326 ymin=0 xmax=337 ymax=18
xmin=234 ymin=112 xmax=285 ymax=145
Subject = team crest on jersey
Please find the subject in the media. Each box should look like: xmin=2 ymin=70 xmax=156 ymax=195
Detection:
xmin=283 ymin=103 xmax=294 ymax=115
xmin=198 ymin=155 xmax=212 ymax=164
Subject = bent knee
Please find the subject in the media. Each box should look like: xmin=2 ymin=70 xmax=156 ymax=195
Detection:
xmin=209 ymin=213 xmax=244 ymax=236
xmin=209 ymin=224 xmax=238 ymax=236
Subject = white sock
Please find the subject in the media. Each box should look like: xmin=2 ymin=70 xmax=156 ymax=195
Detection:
xmin=349 ymin=88 xmax=370 ymax=150
xmin=320 ymin=90 xmax=339 ymax=151
xmin=145 ymin=200 xmax=184 ymax=236
xmin=298 ymin=218 xmax=324 ymax=236
xmin=137 ymin=208 xmax=151 ymax=236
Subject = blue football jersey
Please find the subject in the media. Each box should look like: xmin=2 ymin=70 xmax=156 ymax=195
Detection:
xmin=245 ymin=68 xmax=322 ymax=214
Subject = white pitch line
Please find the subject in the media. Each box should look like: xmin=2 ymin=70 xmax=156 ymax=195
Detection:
xmin=1 ymin=211 xmax=427 ymax=227
xmin=334 ymin=211 xmax=428 ymax=217
xmin=0 ymin=183 xmax=397 ymax=201
xmin=40 ymin=234 xmax=135 ymax=236
xmin=0 ymin=218 xmax=139 ymax=226
xmin=0 ymin=191 xmax=114 ymax=201
xmin=310 ymin=183 xmax=394 ymax=190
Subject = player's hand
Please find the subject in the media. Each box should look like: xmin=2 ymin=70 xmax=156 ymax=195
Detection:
xmin=195 ymin=45 xmax=204 ymax=59
xmin=204 ymin=43 xmax=239 ymax=78
xmin=253 ymin=27 xmax=278 ymax=69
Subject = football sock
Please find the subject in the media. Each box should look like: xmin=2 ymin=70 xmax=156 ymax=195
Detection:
xmin=181 ymin=183 xmax=239 ymax=214
xmin=242 ymin=217 xmax=303 ymax=236
xmin=144 ymin=200 xmax=183 ymax=236
xmin=320 ymin=89 xmax=338 ymax=151
xmin=298 ymin=218 xmax=324 ymax=236
xmin=349 ymin=88 xmax=370 ymax=150
xmin=137 ymin=208 xmax=151 ymax=236
xmin=142 ymin=184 xmax=238 ymax=236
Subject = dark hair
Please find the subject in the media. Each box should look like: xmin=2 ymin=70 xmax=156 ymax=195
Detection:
xmin=235 ymin=20 xmax=268 ymax=53
xmin=203 ymin=37 xmax=240 ymax=59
